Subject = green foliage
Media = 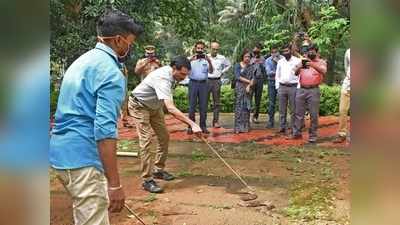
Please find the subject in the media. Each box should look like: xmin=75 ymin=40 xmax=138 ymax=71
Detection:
xmin=191 ymin=148 xmax=208 ymax=162
xmin=144 ymin=193 xmax=157 ymax=202
xmin=173 ymin=84 xmax=341 ymax=116
xmin=308 ymin=6 xmax=350 ymax=59
xmin=319 ymin=84 xmax=341 ymax=116
xmin=50 ymin=86 xmax=59 ymax=114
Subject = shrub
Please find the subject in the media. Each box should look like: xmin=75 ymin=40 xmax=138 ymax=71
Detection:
xmin=173 ymin=84 xmax=341 ymax=116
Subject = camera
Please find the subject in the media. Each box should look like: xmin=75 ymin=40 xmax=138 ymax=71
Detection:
xmin=302 ymin=58 xmax=310 ymax=68
xmin=197 ymin=53 xmax=206 ymax=59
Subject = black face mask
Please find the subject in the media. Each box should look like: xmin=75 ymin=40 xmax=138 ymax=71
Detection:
xmin=283 ymin=53 xmax=291 ymax=60
xmin=196 ymin=50 xmax=204 ymax=55
xmin=308 ymin=53 xmax=317 ymax=60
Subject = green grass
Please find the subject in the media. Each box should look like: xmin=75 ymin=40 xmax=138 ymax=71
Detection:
xmin=144 ymin=193 xmax=157 ymax=203
xmin=191 ymin=148 xmax=208 ymax=162
xmin=176 ymin=170 xmax=193 ymax=178
xmin=117 ymin=139 xmax=138 ymax=152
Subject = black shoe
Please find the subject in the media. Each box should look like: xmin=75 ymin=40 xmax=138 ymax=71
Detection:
xmin=308 ymin=138 xmax=317 ymax=144
xmin=187 ymin=128 xmax=193 ymax=135
xmin=153 ymin=170 xmax=175 ymax=181
xmin=277 ymin=128 xmax=286 ymax=134
xmin=202 ymin=129 xmax=210 ymax=134
xmin=142 ymin=180 xmax=163 ymax=193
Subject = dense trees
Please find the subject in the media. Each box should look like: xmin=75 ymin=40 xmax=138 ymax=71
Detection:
xmin=51 ymin=0 xmax=350 ymax=87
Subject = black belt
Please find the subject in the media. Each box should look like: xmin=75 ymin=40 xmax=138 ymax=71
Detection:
xmin=279 ymin=83 xmax=297 ymax=87
xmin=208 ymin=77 xmax=221 ymax=80
xmin=301 ymin=85 xmax=319 ymax=89
xmin=190 ymin=79 xmax=207 ymax=83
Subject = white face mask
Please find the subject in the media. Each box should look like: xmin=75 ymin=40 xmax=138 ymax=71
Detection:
xmin=97 ymin=35 xmax=132 ymax=62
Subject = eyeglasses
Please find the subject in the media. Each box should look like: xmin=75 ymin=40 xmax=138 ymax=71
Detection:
xmin=211 ymin=48 xmax=219 ymax=51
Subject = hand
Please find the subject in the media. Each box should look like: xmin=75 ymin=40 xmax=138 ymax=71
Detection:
xmin=191 ymin=123 xmax=202 ymax=134
xmin=246 ymin=85 xmax=251 ymax=93
xmin=190 ymin=55 xmax=197 ymax=61
xmin=249 ymin=79 xmax=255 ymax=86
xmin=108 ymin=187 xmax=125 ymax=213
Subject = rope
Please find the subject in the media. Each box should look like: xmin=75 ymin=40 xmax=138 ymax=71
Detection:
xmin=124 ymin=204 xmax=146 ymax=225
xmin=200 ymin=136 xmax=256 ymax=193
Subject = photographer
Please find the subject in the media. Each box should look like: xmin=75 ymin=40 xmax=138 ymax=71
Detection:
xmin=187 ymin=41 xmax=214 ymax=134
xmin=288 ymin=44 xmax=327 ymax=143
xmin=135 ymin=45 xmax=162 ymax=80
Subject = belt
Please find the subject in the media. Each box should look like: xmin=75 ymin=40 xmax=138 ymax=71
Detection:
xmin=190 ymin=79 xmax=207 ymax=83
xmin=279 ymin=83 xmax=297 ymax=87
xmin=300 ymin=85 xmax=319 ymax=89
xmin=208 ymin=77 xmax=221 ymax=80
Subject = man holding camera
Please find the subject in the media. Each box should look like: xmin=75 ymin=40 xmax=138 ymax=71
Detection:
xmin=135 ymin=45 xmax=162 ymax=80
xmin=288 ymin=44 xmax=327 ymax=143
xmin=187 ymin=41 xmax=214 ymax=134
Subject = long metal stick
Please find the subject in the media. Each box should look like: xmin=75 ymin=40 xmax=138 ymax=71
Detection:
xmin=124 ymin=204 xmax=146 ymax=225
xmin=200 ymin=136 xmax=256 ymax=192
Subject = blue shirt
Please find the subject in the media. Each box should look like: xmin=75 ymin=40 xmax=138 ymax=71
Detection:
xmin=50 ymin=43 xmax=126 ymax=172
xmin=264 ymin=56 xmax=278 ymax=81
xmin=190 ymin=59 xmax=209 ymax=81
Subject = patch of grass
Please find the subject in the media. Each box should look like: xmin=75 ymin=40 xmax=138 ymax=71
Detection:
xmin=176 ymin=170 xmax=193 ymax=178
xmin=283 ymin=181 xmax=336 ymax=222
xmin=144 ymin=193 xmax=157 ymax=203
xmin=117 ymin=140 xmax=138 ymax=152
xmin=191 ymin=149 xmax=208 ymax=162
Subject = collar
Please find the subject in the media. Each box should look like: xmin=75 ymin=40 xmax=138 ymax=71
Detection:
xmin=95 ymin=42 xmax=120 ymax=65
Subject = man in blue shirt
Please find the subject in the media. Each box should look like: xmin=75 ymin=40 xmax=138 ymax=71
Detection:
xmin=50 ymin=9 xmax=143 ymax=225
xmin=187 ymin=41 xmax=214 ymax=134
xmin=264 ymin=46 xmax=282 ymax=128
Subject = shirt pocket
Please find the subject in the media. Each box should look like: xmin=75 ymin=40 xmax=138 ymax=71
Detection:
xmin=201 ymin=63 xmax=208 ymax=74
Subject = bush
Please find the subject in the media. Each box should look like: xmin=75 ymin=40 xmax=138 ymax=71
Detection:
xmin=173 ymin=84 xmax=341 ymax=116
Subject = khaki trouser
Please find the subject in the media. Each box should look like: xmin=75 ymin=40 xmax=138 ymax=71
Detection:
xmin=54 ymin=167 xmax=110 ymax=225
xmin=128 ymin=97 xmax=170 ymax=181
xmin=338 ymin=89 xmax=351 ymax=137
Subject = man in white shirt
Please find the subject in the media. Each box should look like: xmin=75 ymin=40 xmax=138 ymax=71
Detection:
xmin=130 ymin=56 xmax=202 ymax=193
xmin=275 ymin=44 xmax=301 ymax=133
xmin=207 ymin=41 xmax=231 ymax=128
xmin=334 ymin=48 xmax=350 ymax=143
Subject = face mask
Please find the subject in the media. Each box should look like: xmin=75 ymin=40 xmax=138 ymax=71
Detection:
xmin=283 ymin=53 xmax=291 ymax=60
xmin=308 ymin=53 xmax=317 ymax=60
xmin=117 ymin=36 xmax=132 ymax=63
xmin=196 ymin=50 xmax=204 ymax=55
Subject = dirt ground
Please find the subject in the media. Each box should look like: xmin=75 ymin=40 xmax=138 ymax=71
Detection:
xmin=50 ymin=113 xmax=350 ymax=225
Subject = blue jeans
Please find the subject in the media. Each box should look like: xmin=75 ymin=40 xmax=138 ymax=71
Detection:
xmin=267 ymin=80 xmax=277 ymax=126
